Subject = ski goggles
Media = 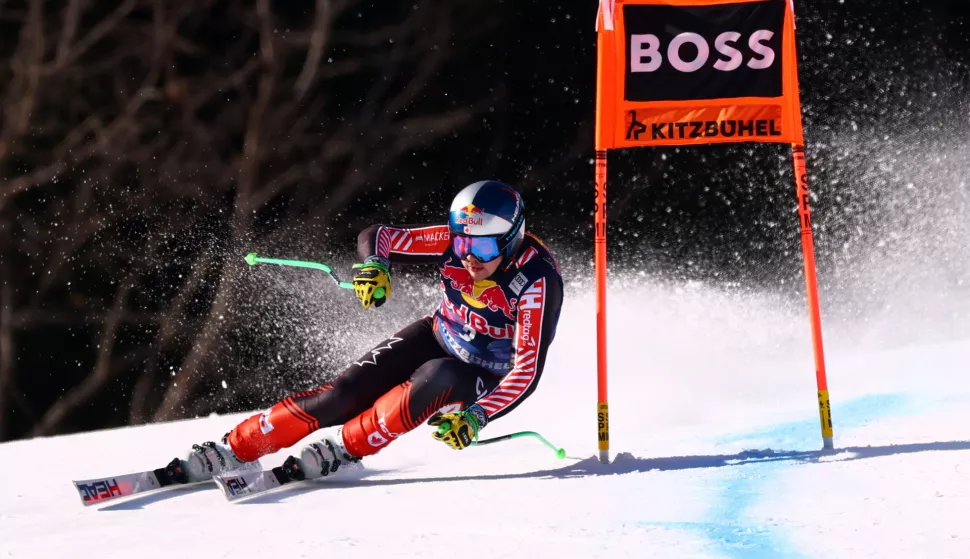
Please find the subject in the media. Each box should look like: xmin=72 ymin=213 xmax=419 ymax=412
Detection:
xmin=451 ymin=234 xmax=503 ymax=262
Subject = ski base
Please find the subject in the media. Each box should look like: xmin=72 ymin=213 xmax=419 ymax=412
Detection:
xmin=72 ymin=458 xmax=197 ymax=506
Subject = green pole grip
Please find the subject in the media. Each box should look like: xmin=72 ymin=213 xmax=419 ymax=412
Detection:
xmin=435 ymin=421 xmax=565 ymax=459
xmin=245 ymin=253 xmax=385 ymax=300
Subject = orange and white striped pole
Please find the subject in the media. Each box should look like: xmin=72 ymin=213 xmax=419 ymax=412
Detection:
xmin=790 ymin=145 xmax=834 ymax=449
xmin=787 ymin=2 xmax=834 ymax=449
xmin=594 ymin=1 xmax=617 ymax=464
xmin=594 ymin=150 xmax=609 ymax=464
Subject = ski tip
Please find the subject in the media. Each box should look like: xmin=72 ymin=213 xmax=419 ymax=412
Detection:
xmin=72 ymin=477 xmax=141 ymax=507
xmin=72 ymin=481 xmax=101 ymax=507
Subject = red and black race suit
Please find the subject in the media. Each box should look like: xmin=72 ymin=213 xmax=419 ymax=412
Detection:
xmin=359 ymin=223 xmax=564 ymax=419
xmin=226 ymin=223 xmax=562 ymax=461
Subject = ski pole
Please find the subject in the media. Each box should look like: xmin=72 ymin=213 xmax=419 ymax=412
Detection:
xmin=437 ymin=422 xmax=566 ymax=459
xmin=244 ymin=252 xmax=385 ymax=299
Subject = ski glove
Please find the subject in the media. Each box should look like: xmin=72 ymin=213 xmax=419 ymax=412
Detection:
xmin=427 ymin=405 xmax=488 ymax=450
xmin=352 ymin=256 xmax=391 ymax=309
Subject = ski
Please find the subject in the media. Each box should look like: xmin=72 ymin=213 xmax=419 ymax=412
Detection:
xmin=214 ymin=454 xmax=352 ymax=502
xmin=214 ymin=465 xmax=293 ymax=502
xmin=72 ymin=458 xmax=200 ymax=506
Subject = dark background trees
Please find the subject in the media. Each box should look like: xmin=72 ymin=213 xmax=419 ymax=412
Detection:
xmin=2 ymin=0 xmax=969 ymax=441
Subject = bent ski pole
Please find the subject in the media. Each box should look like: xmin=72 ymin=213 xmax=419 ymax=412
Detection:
xmin=244 ymin=252 xmax=385 ymax=299
xmin=437 ymin=422 xmax=566 ymax=459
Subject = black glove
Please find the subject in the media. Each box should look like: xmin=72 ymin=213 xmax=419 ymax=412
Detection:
xmin=352 ymin=256 xmax=391 ymax=309
xmin=427 ymin=405 xmax=488 ymax=450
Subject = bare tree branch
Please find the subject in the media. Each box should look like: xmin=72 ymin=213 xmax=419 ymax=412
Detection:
xmin=48 ymin=0 xmax=139 ymax=73
xmin=55 ymin=0 xmax=83 ymax=67
xmin=0 ymin=266 xmax=13 ymax=440
xmin=2 ymin=0 xmax=503 ymax=437
xmin=294 ymin=0 xmax=332 ymax=102
xmin=9 ymin=310 xmax=158 ymax=329
xmin=2 ymin=0 xmax=45 ymax=139
xmin=151 ymin=262 xmax=231 ymax=422
xmin=152 ymin=0 xmax=280 ymax=420
xmin=29 ymin=273 xmax=133 ymax=437
xmin=128 ymin=247 xmax=215 ymax=424
xmin=0 ymin=162 xmax=67 ymax=212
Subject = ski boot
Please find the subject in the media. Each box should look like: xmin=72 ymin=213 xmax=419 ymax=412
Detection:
xmin=167 ymin=433 xmax=261 ymax=483
xmin=279 ymin=427 xmax=361 ymax=482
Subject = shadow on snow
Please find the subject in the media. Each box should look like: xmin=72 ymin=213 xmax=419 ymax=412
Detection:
xmin=98 ymin=483 xmax=219 ymax=511
xmin=237 ymin=439 xmax=970 ymax=504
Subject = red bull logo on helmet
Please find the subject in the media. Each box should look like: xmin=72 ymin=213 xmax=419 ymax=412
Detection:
xmin=453 ymin=203 xmax=484 ymax=226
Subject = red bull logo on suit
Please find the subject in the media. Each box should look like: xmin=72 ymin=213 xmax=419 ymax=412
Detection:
xmin=440 ymin=265 xmax=518 ymax=321
xmin=474 ymin=282 xmax=516 ymax=321
xmin=440 ymin=263 xmax=473 ymax=291
xmin=441 ymin=297 xmax=515 ymax=339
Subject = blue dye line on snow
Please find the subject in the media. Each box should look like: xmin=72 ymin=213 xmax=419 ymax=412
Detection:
xmin=717 ymin=393 xmax=916 ymax=448
xmin=640 ymin=392 xmax=922 ymax=559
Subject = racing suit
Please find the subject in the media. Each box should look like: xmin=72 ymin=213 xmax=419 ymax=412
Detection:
xmin=227 ymin=224 xmax=563 ymax=460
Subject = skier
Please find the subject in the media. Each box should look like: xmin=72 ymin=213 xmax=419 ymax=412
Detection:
xmin=173 ymin=180 xmax=564 ymax=483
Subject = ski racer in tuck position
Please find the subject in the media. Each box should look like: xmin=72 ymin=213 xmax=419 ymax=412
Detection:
xmin=174 ymin=180 xmax=564 ymax=482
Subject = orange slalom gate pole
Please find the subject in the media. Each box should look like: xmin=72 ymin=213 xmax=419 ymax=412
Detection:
xmin=594 ymin=150 xmax=609 ymax=464
xmin=594 ymin=4 xmax=614 ymax=464
xmin=791 ymin=144 xmax=834 ymax=449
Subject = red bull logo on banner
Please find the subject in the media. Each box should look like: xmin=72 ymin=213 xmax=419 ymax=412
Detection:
xmin=453 ymin=204 xmax=484 ymax=226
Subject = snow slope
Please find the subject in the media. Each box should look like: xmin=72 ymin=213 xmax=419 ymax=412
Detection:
xmin=2 ymin=277 xmax=969 ymax=559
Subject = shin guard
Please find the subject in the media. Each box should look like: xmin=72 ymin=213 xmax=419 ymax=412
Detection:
xmin=341 ymin=382 xmax=417 ymax=458
xmin=341 ymin=378 xmax=461 ymax=458
xmin=227 ymin=398 xmax=320 ymax=462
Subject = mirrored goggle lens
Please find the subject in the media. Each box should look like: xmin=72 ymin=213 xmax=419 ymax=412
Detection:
xmin=452 ymin=235 xmax=502 ymax=262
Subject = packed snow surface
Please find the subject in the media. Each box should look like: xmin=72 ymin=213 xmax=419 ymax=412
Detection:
xmin=2 ymin=280 xmax=969 ymax=558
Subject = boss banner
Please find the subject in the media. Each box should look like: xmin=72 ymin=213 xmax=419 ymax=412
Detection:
xmin=596 ymin=0 xmax=804 ymax=148
xmin=592 ymin=0 xmax=833 ymax=464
